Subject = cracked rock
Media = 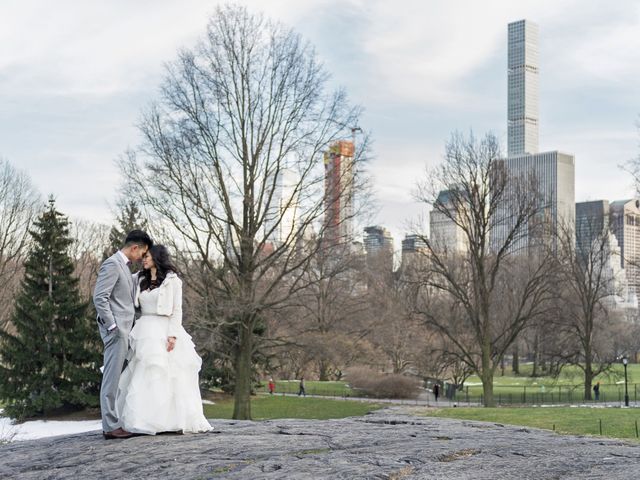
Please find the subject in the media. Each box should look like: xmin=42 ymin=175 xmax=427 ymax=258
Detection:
xmin=2 ymin=410 xmax=640 ymax=479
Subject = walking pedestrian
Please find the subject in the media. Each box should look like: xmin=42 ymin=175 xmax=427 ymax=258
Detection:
xmin=298 ymin=376 xmax=306 ymax=397
xmin=268 ymin=378 xmax=275 ymax=395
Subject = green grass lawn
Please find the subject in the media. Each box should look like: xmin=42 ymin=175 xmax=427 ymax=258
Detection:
xmin=468 ymin=363 xmax=638 ymax=387
xmin=426 ymin=407 xmax=640 ymax=441
xmin=256 ymin=380 xmax=353 ymax=397
xmin=458 ymin=363 xmax=639 ymax=404
xmin=256 ymin=364 xmax=640 ymax=404
xmin=203 ymin=395 xmax=383 ymax=420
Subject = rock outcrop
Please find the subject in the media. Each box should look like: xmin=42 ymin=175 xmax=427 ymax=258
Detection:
xmin=2 ymin=409 xmax=640 ymax=479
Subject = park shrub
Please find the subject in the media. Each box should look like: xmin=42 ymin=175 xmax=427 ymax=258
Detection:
xmin=345 ymin=367 xmax=422 ymax=399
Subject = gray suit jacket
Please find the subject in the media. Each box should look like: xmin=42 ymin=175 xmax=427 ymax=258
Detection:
xmin=93 ymin=252 xmax=136 ymax=333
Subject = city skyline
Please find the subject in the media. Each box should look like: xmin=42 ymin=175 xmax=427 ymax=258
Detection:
xmin=0 ymin=1 xmax=638 ymax=249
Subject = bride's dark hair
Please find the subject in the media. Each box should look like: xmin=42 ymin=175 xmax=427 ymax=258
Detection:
xmin=140 ymin=244 xmax=179 ymax=291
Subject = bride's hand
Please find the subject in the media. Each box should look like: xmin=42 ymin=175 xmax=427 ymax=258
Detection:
xmin=167 ymin=336 xmax=177 ymax=352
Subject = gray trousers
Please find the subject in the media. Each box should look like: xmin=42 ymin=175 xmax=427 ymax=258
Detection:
xmin=99 ymin=325 xmax=129 ymax=432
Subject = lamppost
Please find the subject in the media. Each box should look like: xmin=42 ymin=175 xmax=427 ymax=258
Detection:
xmin=623 ymin=357 xmax=629 ymax=407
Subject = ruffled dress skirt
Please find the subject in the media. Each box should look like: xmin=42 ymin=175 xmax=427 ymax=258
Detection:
xmin=116 ymin=314 xmax=212 ymax=434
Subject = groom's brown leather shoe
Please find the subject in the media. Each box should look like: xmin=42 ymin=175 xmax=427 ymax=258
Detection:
xmin=103 ymin=428 xmax=133 ymax=440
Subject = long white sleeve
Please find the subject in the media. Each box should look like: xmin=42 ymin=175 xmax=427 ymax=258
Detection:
xmin=167 ymin=277 xmax=183 ymax=337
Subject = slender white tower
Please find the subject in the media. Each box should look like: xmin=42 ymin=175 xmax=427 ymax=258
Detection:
xmin=508 ymin=20 xmax=539 ymax=157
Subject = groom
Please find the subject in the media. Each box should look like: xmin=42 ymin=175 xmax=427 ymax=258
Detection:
xmin=93 ymin=230 xmax=153 ymax=439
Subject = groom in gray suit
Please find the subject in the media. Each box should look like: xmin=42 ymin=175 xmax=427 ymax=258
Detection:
xmin=93 ymin=230 xmax=153 ymax=439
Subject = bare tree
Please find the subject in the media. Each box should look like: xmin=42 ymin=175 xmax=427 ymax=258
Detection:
xmin=120 ymin=5 xmax=366 ymax=419
xmin=418 ymin=335 xmax=475 ymax=389
xmin=0 ymin=159 xmax=41 ymax=330
xmin=552 ymin=220 xmax=624 ymax=400
xmin=366 ymin=265 xmax=425 ymax=375
xmin=68 ymin=219 xmax=111 ymax=300
xmin=522 ymin=313 xmax=564 ymax=377
xmin=274 ymin=243 xmax=372 ymax=380
xmin=413 ymin=132 xmax=556 ymax=406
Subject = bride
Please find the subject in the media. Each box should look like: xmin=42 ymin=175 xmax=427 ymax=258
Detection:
xmin=116 ymin=245 xmax=212 ymax=435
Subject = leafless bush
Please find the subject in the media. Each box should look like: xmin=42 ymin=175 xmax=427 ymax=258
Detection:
xmin=69 ymin=219 xmax=110 ymax=300
xmin=0 ymin=419 xmax=19 ymax=445
xmin=345 ymin=366 xmax=422 ymax=399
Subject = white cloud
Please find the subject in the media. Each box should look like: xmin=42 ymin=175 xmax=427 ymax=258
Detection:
xmin=0 ymin=1 xmax=207 ymax=96
xmin=0 ymin=0 xmax=329 ymax=97
xmin=570 ymin=19 xmax=640 ymax=83
xmin=0 ymin=0 xmax=637 ymax=241
xmin=546 ymin=129 xmax=637 ymax=202
xmin=339 ymin=0 xmax=582 ymax=106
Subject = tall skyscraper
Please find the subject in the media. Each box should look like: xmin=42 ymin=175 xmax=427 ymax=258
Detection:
xmin=324 ymin=140 xmax=355 ymax=246
xmin=610 ymin=199 xmax=640 ymax=302
xmin=430 ymin=189 xmax=468 ymax=254
xmin=401 ymin=234 xmax=428 ymax=255
xmin=508 ymin=20 xmax=539 ymax=157
xmin=576 ymin=200 xmax=610 ymax=256
xmin=606 ymin=233 xmax=639 ymax=322
xmin=495 ymin=19 xmax=575 ymax=252
xmin=363 ymin=225 xmax=394 ymax=272
xmin=503 ymin=151 xmax=575 ymax=251
xmin=575 ymin=200 xmax=637 ymax=318
xmin=264 ymin=168 xmax=299 ymax=247
xmin=400 ymin=233 xmax=428 ymax=271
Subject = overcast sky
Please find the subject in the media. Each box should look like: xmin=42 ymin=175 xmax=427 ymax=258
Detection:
xmin=1 ymin=0 xmax=638 ymax=247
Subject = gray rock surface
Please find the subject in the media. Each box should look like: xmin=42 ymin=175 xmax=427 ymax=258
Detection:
xmin=2 ymin=408 xmax=640 ymax=479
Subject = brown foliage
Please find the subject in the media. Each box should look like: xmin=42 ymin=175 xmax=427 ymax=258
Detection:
xmin=345 ymin=366 xmax=422 ymax=399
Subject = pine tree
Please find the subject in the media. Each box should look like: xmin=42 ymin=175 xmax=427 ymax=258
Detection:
xmin=0 ymin=197 xmax=101 ymax=418
xmin=104 ymin=200 xmax=148 ymax=260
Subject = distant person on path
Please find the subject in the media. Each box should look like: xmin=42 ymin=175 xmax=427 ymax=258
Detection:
xmin=298 ymin=377 xmax=306 ymax=397
xmin=593 ymin=382 xmax=600 ymax=401
xmin=268 ymin=378 xmax=275 ymax=395
xmin=433 ymin=383 xmax=440 ymax=402
xmin=94 ymin=230 xmax=152 ymax=440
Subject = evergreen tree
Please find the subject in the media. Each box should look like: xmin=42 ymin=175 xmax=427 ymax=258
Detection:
xmin=104 ymin=200 xmax=148 ymax=263
xmin=0 ymin=197 xmax=101 ymax=418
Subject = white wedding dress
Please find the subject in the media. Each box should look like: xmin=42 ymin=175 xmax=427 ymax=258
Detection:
xmin=116 ymin=287 xmax=212 ymax=434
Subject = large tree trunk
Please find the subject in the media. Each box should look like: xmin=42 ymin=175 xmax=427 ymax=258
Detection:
xmin=481 ymin=371 xmax=495 ymax=407
xmin=318 ymin=359 xmax=330 ymax=381
xmin=481 ymin=340 xmax=495 ymax=407
xmin=584 ymin=345 xmax=593 ymax=401
xmin=512 ymin=345 xmax=519 ymax=374
xmin=392 ymin=352 xmax=404 ymax=374
xmin=232 ymin=320 xmax=253 ymax=420
xmin=531 ymin=331 xmax=540 ymax=377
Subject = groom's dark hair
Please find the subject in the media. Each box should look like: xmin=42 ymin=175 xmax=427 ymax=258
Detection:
xmin=123 ymin=230 xmax=153 ymax=249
